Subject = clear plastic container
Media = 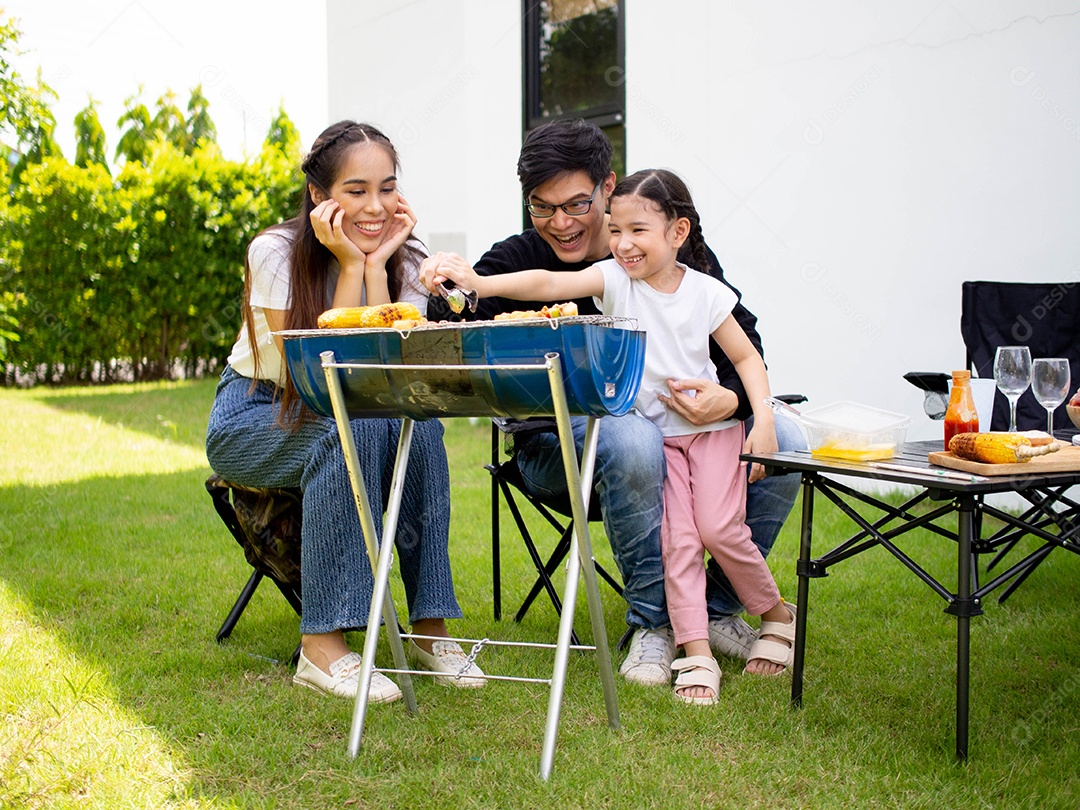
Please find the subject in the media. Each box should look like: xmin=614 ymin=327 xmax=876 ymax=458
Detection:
xmin=798 ymin=401 xmax=911 ymax=461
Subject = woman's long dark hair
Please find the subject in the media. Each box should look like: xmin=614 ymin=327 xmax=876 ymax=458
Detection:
xmin=240 ymin=120 xmax=424 ymax=424
xmin=609 ymin=169 xmax=711 ymax=274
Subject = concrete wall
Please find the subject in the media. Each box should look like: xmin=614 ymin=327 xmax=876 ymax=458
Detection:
xmin=327 ymin=1 xmax=1080 ymax=442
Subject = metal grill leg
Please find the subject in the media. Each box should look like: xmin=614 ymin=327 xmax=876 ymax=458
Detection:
xmin=539 ymin=355 xmax=619 ymax=781
xmin=320 ymin=353 xmax=417 ymax=761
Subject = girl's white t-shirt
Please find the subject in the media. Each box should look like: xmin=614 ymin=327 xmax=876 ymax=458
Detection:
xmin=227 ymin=227 xmax=430 ymax=384
xmin=595 ymin=258 xmax=739 ymax=437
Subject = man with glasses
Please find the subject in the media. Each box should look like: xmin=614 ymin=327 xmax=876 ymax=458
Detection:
xmin=425 ymin=118 xmax=805 ymax=688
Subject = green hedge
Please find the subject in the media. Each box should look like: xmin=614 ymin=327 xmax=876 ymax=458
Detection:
xmin=1 ymin=141 xmax=300 ymax=384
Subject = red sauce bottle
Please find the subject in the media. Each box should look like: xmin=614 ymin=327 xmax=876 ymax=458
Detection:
xmin=944 ymin=370 xmax=979 ymax=449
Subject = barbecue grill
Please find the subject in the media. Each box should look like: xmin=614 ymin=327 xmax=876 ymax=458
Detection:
xmin=280 ymin=315 xmax=645 ymax=420
xmin=281 ymin=316 xmax=646 ymax=780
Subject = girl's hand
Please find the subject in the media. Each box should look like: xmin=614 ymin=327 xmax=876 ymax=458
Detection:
xmin=742 ymin=421 xmax=778 ymax=483
xmin=419 ymin=251 xmax=476 ymax=292
xmin=310 ymin=199 xmax=366 ymax=267
xmin=365 ymin=194 xmax=418 ymax=268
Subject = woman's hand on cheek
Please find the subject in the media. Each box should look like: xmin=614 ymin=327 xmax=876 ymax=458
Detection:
xmin=310 ymin=199 xmax=366 ymax=267
xmin=367 ymin=194 xmax=418 ymax=267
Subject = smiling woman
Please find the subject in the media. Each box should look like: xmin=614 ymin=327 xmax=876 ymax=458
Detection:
xmin=204 ymin=120 xmax=487 ymax=704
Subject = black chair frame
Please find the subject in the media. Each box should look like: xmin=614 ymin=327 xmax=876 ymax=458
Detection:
xmin=486 ymin=424 xmax=623 ymax=645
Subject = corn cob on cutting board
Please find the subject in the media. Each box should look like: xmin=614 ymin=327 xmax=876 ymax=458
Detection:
xmin=928 ymin=443 xmax=1080 ymax=476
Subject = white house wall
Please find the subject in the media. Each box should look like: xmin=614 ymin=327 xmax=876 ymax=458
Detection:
xmin=326 ymin=0 xmax=523 ymax=263
xmin=327 ymin=1 xmax=1080 ymax=442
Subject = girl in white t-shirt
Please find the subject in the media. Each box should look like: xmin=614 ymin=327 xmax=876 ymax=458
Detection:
xmin=207 ymin=121 xmax=484 ymax=704
xmin=422 ymin=169 xmax=795 ymax=705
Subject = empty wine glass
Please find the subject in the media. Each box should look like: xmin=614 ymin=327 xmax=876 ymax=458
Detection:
xmin=994 ymin=346 xmax=1032 ymax=432
xmin=1031 ymin=357 xmax=1070 ymax=435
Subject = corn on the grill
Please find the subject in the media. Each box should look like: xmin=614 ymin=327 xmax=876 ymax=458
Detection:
xmin=318 ymin=303 xmax=422 ymax=329
xmin=948 ymin=432 xmax=1060 ymax=463
xmin=317 ymin=306 xmax=370 ymax=329
xmin=357 ymin=302 xmax=422 ymax=328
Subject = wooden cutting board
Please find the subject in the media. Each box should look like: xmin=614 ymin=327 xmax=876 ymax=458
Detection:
xmin=928 ymin=444 xmax=1080 ymax=476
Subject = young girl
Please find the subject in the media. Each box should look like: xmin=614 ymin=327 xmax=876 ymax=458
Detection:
xmin=422 ymin=169 xmax=795 ymax=705
xmin=206 ymin=121 xmax=484 ymax=703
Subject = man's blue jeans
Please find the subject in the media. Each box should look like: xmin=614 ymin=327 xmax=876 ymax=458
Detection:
xmin=514 ymin=411 xmax=805 ymax=629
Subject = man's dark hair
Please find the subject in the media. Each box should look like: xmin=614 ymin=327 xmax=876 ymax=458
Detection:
xmin=516 ymin=119 xmax=613 ymax=197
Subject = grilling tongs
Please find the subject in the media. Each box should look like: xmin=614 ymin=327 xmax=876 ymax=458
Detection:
xmin=438 ymin=281 xmax=479 ymax=315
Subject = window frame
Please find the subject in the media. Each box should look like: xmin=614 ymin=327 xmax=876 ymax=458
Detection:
xmin=522 ymin=0 xmax=626 ymax=135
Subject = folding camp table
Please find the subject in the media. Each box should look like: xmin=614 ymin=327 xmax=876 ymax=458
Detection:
xmin=280 ymin=317 xmax=645 ymax=779
xmin=743 ymin=437 xmax=1080 ymax=760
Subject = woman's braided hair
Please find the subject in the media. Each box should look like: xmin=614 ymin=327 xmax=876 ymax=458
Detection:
xmin=609 ymin=169 xmax=712 ymax=274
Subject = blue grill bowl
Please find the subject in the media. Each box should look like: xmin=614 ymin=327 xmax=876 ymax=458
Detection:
xmin=280 ymin=318 xmax=646 ymax=420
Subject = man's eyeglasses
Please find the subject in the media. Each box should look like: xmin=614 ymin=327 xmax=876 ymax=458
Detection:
xmin=524 ymin=181 xmax=602 ymax=218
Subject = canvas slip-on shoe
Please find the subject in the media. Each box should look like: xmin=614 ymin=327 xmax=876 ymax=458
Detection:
xmin=407 ymin=639 xmax=486 ymax=688
xmin=618 ymin=627 xmax=675 ymax=686
xmin=293 ymin=649 xmax=402 ymax=703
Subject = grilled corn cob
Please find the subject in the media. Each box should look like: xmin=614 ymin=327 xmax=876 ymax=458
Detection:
xmin=357 ymin=302 xmax=422 ymax=328
xmin=318 ymin=306 xmax=371 ymax=328
xmin=948 ymin=432 xmax=1060 ymax=463
xmin=317 ymin=302 xmax=423 ymax=329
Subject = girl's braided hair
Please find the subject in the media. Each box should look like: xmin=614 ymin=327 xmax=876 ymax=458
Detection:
xmin=609 ymin=169 xmax=712 ymax=274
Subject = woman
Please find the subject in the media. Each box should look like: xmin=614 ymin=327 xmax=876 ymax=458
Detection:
xmin=206 ymin=121 xmax=483 ymax=702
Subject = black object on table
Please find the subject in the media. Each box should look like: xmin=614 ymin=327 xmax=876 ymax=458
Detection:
xmin=742 ymin=438 xmax=1080 ymax=760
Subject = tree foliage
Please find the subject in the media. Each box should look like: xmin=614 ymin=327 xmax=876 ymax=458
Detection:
xmin=2 ymin=115 xmax=303 ymax=384
xmin=74 ymin=97 xmax=109 ymax=171
xmin=115 ymin=88 xmax=155 ymax=165
xmin=1 ymin=16 xmax=62 ymax=185
xmin=185 ymin=84 xmax=217 ymax=152
xmin=0 ymin=17 xmax=306 ymax=382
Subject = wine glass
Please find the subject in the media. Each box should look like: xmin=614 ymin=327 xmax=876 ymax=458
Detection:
xmin=994 ymin=346 xmax=1032 ymax=432
xmin=1031 ymin=358 xmax=1070 ymax=435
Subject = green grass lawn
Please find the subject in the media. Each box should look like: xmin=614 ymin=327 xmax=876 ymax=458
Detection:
xmin=1 ymin=379 xmax=1078 ymax=809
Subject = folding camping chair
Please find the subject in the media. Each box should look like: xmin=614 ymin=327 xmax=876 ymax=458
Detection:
xmin=486 ymin=419 xmax=623 ymax=642
xmin=206 ymin=474 xmax=303 ymax=665
xmin=905 ymin=280 xmax=1080 ymax=601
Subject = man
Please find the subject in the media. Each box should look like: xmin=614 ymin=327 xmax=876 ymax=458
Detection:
xmin=424 ymin=119 xmax=805 ymax=686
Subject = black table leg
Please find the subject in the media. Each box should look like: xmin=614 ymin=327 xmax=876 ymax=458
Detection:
xmin=955 ymin=496 xmax=975 ymax=761
xmin=792 ymin=474 xmax=815 ymax=708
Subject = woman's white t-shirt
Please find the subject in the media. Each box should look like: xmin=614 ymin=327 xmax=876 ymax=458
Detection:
xmin=227 ymin=226 xmax=430 ymax=383
xmin=595 ymin=258 xmax=739 ymax=437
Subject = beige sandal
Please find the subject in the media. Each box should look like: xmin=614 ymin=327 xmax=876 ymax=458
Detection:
xmin=744 ymin=602 xmax=797 ymax=676
xmin=671 ymin=655 xmax=721 ymax=705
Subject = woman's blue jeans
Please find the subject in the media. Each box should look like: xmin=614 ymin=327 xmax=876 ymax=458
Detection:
xmin=206 ymin=367 xmax=461 ymax=635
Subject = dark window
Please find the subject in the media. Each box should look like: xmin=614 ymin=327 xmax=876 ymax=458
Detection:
xmin=524 ymin=0 xmax=626 ymax=179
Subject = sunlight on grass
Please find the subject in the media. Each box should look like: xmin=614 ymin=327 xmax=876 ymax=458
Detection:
xmin=0 ymin=582 xmax=227 ymax=809
xmin=0 ymin=389 xmax=209 ymax=486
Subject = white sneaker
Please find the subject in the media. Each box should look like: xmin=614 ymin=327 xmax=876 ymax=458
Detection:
xmin=293 ymin=650 xmax=403 ymax=703
xmin=618 ymin=627 xmax=675 ymax=686
xmin=707 ymin=615 xmax=758 ymax=660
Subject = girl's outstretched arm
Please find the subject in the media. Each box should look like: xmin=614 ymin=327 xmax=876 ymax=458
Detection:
xmin=712 ymin=315 xmax=777 ymax=482
xmin=420 ymin=252 xmax=603 ymax=302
